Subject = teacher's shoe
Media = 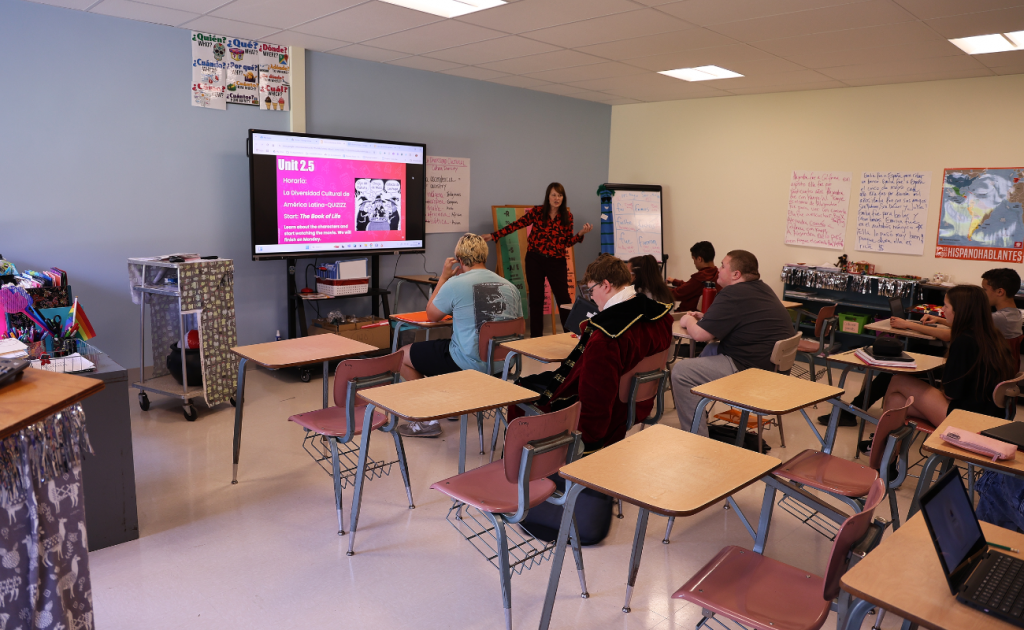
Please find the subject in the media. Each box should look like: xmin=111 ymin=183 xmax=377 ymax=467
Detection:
xmin=397 ymin=420 xmax=441 ymax=438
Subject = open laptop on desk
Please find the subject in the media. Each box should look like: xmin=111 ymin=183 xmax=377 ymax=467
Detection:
xmin=921 ymin=469 xmax=1024 ymax=626
xmin=889 ymin=297 xmax=937 ymax=326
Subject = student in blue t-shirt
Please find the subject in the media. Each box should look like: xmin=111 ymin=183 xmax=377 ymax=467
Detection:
xmin=396 ymin=233 xmax=522 ymax=438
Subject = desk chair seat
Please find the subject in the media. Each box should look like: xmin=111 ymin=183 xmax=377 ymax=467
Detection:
xmin=776 ymin=450 xmax=878 ymax=497
xmin=433 ymin=462 xmax=555 ymax=515
xmin=797 ymin=338 xmax=823 ymax=353
xmin=673 ymin=479 xmax=887 ymax=630
xmin=289 ymin=404 xmax=389 ymax=437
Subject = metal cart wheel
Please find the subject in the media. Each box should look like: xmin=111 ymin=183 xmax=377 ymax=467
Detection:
xmin=183 ymin=404 xmax=198 ymax=421
xmin=298 ymin=367 xmax=312 ymax=383
xmin=138 ymin=392 xmax=150 ymax=411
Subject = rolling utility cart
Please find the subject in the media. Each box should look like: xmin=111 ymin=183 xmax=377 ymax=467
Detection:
xmin=128 ymin=257 xmax=238 ymax=420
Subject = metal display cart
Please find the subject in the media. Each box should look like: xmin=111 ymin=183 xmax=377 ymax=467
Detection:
xmin=128 ymin=257 xmax=238 ymax=420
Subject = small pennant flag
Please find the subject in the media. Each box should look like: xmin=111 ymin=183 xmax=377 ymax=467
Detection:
xmin=68 ymin=298 xmax=96 ymax=340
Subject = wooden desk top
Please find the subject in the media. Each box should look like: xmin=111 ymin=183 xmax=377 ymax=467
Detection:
xmin=0 ymin=369 xmax=104 ymax=440
xmin=691 ymin=368 xmax=844 ymax=416
xmin=842 ymin=514 xmax=1021 ymax=630
xmin=500 ymin=333 xmax=578 ymax=362
xmin=231 ymin=336 xmax=377 ymax=369
xmin=559 ymin=425 xmax=779 ymax=517
xmin=389 ymin=312 xmax=453 ymax=328
xmin=828 ymin=349 xmax=947 ymax=374
xmin=357 ymin=370 xmax=539 ymax=421
xmin=395 ymin=274 xmax=439 ymax=285
xmin=922 ymin=410 xmax=1024 ymax=477
xmin=865 ymin=319 xmax=945 ymax=340
xmin=781 ymin=300 xmax=802 ymax=309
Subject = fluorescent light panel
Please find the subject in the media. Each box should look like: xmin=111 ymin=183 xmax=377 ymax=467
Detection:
xmin=379 ymin=0 xmax=505 ymax=18
xmin=659 ymin=65 xmax=743 ymax=82
xmin=949 ymin=32 xmax=1020 ymax=54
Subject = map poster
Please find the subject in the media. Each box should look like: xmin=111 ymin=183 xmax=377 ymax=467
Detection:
xmin=224 ymin=37 xmax=261 ymax=106
xmin=190 ymin=31 xmax=227 ymax=110
xmin=935 ymin=168 xmax=1024 ymax=263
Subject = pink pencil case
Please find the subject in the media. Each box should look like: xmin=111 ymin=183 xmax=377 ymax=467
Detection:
xmin=940 ymin=427 xmax=1017 ymax=462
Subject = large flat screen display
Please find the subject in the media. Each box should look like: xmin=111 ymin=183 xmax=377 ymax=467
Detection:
xmin=248 ymin=130 xmax=426 ymax=259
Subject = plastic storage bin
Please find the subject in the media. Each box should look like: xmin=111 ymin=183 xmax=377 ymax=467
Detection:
xmin=838 ymin=312 xmax=871 ymax=334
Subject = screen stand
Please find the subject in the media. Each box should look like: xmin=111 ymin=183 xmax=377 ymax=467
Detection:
xmin=287 ymin=255 xmax=389 ymax=340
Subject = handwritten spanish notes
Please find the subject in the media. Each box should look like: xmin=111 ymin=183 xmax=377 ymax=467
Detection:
xmin=785 ymin=171 xmax=852 ymax=250
xmin=856 ymin=172 xmax=930 ymax=255
xmin=425 ymin=157 xmax=470 ymax=233
xmin=191 ymin=32 xmax=227 ymax=109
xmin=612 ymin=190 xmax=662 ymax=259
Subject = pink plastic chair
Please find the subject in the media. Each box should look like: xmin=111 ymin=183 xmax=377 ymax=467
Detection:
xmin=288 ymin=351 xmax=413 ymax=556
xmin=431 ymin=402 xmax=586 ymax=630
xmin=774 ymin=399 xmax=915 ymax=530
xmin=479 ymin=318 xmax=527 ymax=456
xmin=672 ymin=478 xmax=887 ymax=630
xmin=794 ymin=303 xmax=840 ymax=384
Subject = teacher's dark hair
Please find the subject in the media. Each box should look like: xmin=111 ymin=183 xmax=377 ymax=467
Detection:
xmin=542 ymin=182 xmax=570 ymax=227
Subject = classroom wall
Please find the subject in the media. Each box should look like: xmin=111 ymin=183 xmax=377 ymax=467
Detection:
xmin=1 ymin=0 xmax=610 ymax=370
xmin=608 ymin=74 xmax=1024 ymax=298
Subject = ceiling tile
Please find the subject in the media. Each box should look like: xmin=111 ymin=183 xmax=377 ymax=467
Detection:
xmin=528 ymin=84 xmax=593 ymax=95
xmin=522 ymin=61 xmax=649 ymax=83
xmin=657 ymin=0 xmax=870 ymax=26
xmin=25 ymin=0 xmax=102 ymax=10
xmin=455 ymin=0 xmax=639 ymax=34
xmin=132 ymin=0 xmax=232 ymax=16
xmin=783 ymin=39 xmax=964 ymax=68
xmin=924 ymin=6 xmax=1024 ymax=38
xmin=706 ymin=0 xmax=918 ymax=42
xmin=209 ymin=0 xmax=363 ymax=30
xmin=753 ymin=20 xmax=943 ymax=57
xmin=893 ymin=0 xmax=1024 ymax=21
xmin=630 ymin=0 xmax=681 ymax=6
xmin=596 ymin=96 xmax=645 ymax=104
xmin=439 ymin=66 xmax=510 ymax=80
xmin=422 ymin=35 xmax=559 ymax=64
xmin=576 ymin=28 xmax=737 ymax=61
xmin=973 ymin=49 xmax=1024 ymax=68
xmin=722 ymin=80 xmax=848 ymax=94
xmin=565 ymin=71 xmax=714 ymax=94
xmin=387 ymin=56 xmax=463 ymax=71
xmin=712 ymin=68 xmax=839 ymax=87
xmin=294 ymin=2 xmax=442 ymax=43
xmin=989 ymin=64 xmax=1024 ymax=75
xmin=182 ymin=15 xmax=280 ymax=38
xmin=328 ymin=43 xmax=409 ymax=62
xmin=362 ymin=20 xmax=504 ymax=54
xmin=486 ymin=75 xmax=553 ymax=88
xmin=90 ymin=0 xmax=198 ymax=26
xmin=264 ymin=30 xmax=350 ymax=51
xmin=818 ymin=53 xmax=988 ymax=80
xmin=521 ymin=9 xmax=693 ymax=49
xmin=478 ymin=49 xmax=606 ymax=74
xmin=840 ymin=66 xmax=994 ymax=85
xmin=625 ymin=43 xmax=775 ymax=72
xmin=716 ymin=55 xmax=807 ymax=74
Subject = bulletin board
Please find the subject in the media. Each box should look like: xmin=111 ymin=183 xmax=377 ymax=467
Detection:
xmin=492 ymin=206 xmax=578 ymax=333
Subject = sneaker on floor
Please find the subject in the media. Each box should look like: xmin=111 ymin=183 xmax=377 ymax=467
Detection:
xmin=816 ymin=410 xmax=858 ymax=427
xmin=397 ymin=420 xmax=442 ymax=438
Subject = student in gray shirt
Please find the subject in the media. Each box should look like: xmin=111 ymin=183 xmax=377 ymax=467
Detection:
xmin=670 ymin=250 xmax=795 ymax=435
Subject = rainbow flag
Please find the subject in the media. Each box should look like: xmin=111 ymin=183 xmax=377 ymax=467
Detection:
xmin=67 ymin=298 xmax=96 ymax=340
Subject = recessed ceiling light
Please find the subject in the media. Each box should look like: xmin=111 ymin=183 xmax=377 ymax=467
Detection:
xmin=659 ymin=65 xmax=744 ymax=82
xmin=1005 ymin=31 xmax=1024 ymax=47
xmin=379 ymin=0 xmax=506 ymax=18
xmin=949 ymin=33 xmax=1018 ymax=55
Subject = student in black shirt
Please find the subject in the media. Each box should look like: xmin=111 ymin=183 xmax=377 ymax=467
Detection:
xmin=882 ymin=284 xmax=1016 ymax=423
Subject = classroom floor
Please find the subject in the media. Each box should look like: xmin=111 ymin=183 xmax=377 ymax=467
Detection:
xmin=87 ymin=357 xmax=1008 ymax=630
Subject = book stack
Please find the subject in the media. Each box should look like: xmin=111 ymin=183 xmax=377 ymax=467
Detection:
xmin=854 ymin=347 xmax=917 ymax=369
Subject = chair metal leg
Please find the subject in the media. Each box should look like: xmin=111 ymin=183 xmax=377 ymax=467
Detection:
xmin=623 ymin=508 xmax=651 ymax=613
xmin=568 ymin=517 xmax=589 ymax=598
xmin=734 ymin=410 xmax=750 ymax=448
xmin=391 ymin=429 xmax=415 ymax=509
xmin=825 ymin=359 xmax=833 ymax=386
xmin=663 ymin=517 xmax=675 ymax=544
xmin=538 ymin=483 xmax=585 ymax=630
xmin=329 ymin=437 xmax=346 ymax=535
xmin=616 ymin=499 xmax=624 ymax=519
xmin=231 ymin=357 xmax=248 ymax=484
xmin=871 ymin=609 xmax=887 ymax=630
xmin=347 ymin=406 xmax=376 ymax=556
xmin=888 ymin=490 xmax=901 ymax=531
xmin=487 ymin=513 xmax=514 ymax=630
xmin=808 ymin=355 xmax=817 ymax=382
xmin=968 ymin=463 xmax=976 ymax=503
xmin=477 ymin=411 xmax=485 ymax=455
xmin=489 ymin=408 xmax=506 ymax=463
xmin=777 ymin=415 xmax=786 ymax=448
xmin=752 ymin=483 xmax=778 ymax=554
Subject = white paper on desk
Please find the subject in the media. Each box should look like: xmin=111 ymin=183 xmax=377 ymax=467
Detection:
xmin=0 ymin=338 xmax=28 ymax=356
xmin=30 ymin=353 xmax=96 ymax=373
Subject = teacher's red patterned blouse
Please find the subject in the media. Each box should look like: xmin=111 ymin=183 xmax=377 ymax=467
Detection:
xmin=491 ymin=206 xmax=584 ymax=258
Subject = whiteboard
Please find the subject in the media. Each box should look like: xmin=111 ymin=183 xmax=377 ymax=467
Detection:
xmin=607 ymin=186 xmax=662 ymax=260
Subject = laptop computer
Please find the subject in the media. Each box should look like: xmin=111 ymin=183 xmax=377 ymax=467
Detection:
xmin=920 ymin=469 xmax=1024 ymax=626
xmin=982 ymin=422 xmax=1024 ymax=450
xmin=889 ymin=296 xmax=937 ymax=326
xmin=564 ymin=294 xmax=598 ymax=336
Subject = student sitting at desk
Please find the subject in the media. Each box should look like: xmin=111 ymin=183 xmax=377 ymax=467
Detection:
xmin=667 ymin=241 xmax=720 ymax=312
xmin=629 ymin=254 xmax=674 ymax=304
xmin=670 ymin=250 xmax=795 ymax=436
xmin=396 ymin=233 xmax=522 ymax=438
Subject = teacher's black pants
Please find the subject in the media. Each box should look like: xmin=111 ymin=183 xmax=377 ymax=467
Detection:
xmin=524 ymin=250 xmax=572 ymax=338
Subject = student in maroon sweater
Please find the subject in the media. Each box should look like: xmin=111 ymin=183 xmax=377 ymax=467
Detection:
xmin=668 ymin=241 xmax=720 ymax=311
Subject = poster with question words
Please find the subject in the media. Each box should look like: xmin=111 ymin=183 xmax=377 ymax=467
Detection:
xmin=258 ymin=42 xmax=290 ymax=111
xmin=191 ymin=31 xmax=227 ymax=110
xmin=224 ymin=37 xmax=261 ymax=105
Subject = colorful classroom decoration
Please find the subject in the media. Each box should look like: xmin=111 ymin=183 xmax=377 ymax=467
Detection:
xmin=191 ymin=32 xmax=289 ymax=111
xmin=935 ymin=167 xmax=1024 ymax=263
xmin=856 ymin=171 xmax=930 ymax=255
xmin=425 ymin=156 xmax=470 ymax=233
xmin=191 ymin=31 xmax=228 ymax=110
xmin=258 ymin=42 xmax=290 ymax=111
xmin=785 ymin=170 xmax=852 ymax=250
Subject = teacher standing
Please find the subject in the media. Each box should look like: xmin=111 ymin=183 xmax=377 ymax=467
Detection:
xmin=484 ymin=182 xmax=593 ymax=337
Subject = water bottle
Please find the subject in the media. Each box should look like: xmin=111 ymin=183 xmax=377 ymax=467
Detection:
xmin=700 ymin=282 xmax=718 ymax=314
xmin=275 ymin=330 xmax=282 ymax=342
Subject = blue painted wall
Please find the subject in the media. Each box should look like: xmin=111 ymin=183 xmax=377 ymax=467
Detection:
xmin=1 ymin=0 xmax=611 ymax=370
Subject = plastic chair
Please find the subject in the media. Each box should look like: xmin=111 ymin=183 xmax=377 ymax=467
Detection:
xmin=1007 ymin=335 xmax=1022 ymax=371
xmin=672 ymin=478 xmax=888 ymax=630
xmin=288 ymin=351 xmax=414 ymax=556
xmin=995 ymin=372 xmax=1024 ymax=420
xmin=766 ymin=332 xmax=803 ymax=449
xmin=794 ymin=304 xmax=840 ymax=385
xmin=431 ymin=403 xmax=587 ymax=630
xmin=480 ymin=318 xmax=527 ymax=456
xmin=774 ymin=399 xmax=915 ymax=531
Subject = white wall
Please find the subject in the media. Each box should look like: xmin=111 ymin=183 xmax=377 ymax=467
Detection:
xmin=609 ymin=74 xmax=1024 ymax=295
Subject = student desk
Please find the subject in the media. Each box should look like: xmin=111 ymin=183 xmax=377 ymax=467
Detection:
xmin=672 ymin=320 xmax=713 ymax=359
xmin=781 ymin=300 xmax=802 ymax=309
xmin=827 ymin=349 xmax=947 ymax=459
xmin=841 ymin=514 xmax=1021 ymax=630
xmin=909 ymin=410 xmax=1024 ymax=518
xmin=355 ymin=370 xmax=538 ymax=474
xmin=392 ymin=274 xmax=438 ymax=312
xmin=865 ymin=319 xmax=947 ymax=347
xmin=537 ymin=425 xmax=780 ymax=628
xmin=498 ymin=333 xmax=578 ymax=380
xmin=389 ymin=312 xmax=453 ymax=352
xmin=230 ymin=336 xmax=377 ymax=484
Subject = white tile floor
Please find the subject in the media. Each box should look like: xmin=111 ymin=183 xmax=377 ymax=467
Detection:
xmin=89 ymin=360 xmax=1001 ymax=629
